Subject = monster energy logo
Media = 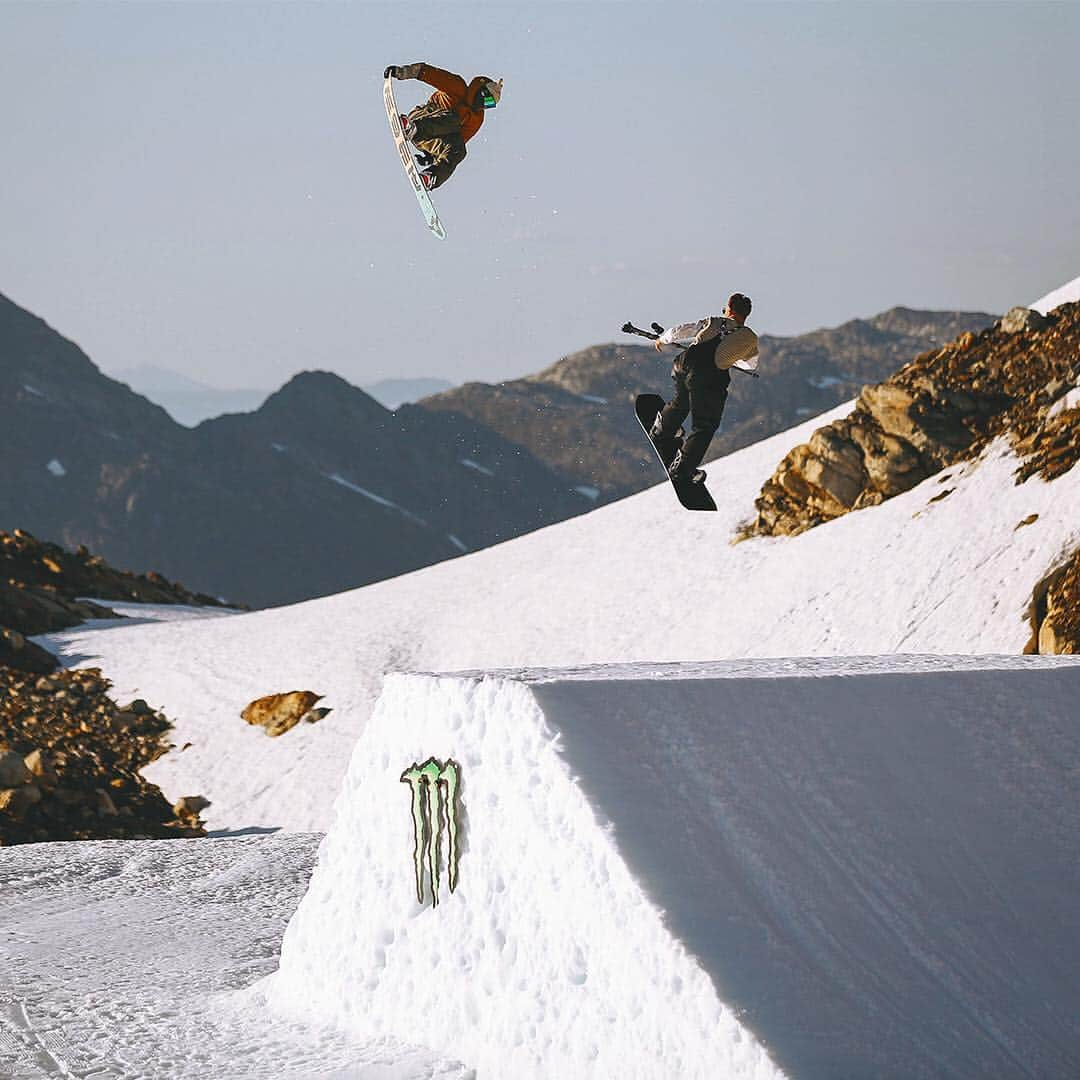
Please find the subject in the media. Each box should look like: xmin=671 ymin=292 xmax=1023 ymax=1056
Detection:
xmin=400 ymin=757 xmax=462 ymax=907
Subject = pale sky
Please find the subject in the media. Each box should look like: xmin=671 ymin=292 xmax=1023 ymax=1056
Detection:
xmin=3 ymin=1 xmax=1078 ymax=390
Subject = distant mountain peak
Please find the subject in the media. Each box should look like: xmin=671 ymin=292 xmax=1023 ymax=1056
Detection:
xmin=260 ymin=369 xmax=390 ymax=420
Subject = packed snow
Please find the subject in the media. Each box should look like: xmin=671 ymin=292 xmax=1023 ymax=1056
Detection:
xmin=0 ymin=835 xmax=471 ymax=1079
xmin=267 ymin=661 xmax=1080 ymax=1079
xmin=269 ymin=669 xmax=784 ymax=1080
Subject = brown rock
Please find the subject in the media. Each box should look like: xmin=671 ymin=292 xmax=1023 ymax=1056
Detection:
xmin=0 ymin=784 xmax=42 ymax=819
xmin=1027 ymin=545 xmax=1080 ymax=655
xmin=0 ymin=749 xmax=32 ymax=787
xmin=1000 ymin=306 xmax=1048 ymax=334
xmin=854 ymin=428 xmax=928 ymax=497
xmin=858 ymin=384 xmax=921 ymax=442
xmin=1038 ymin=619 xmax=1067 ymax=655
xmin=792 ymin=428 xmax=866 ymax=513
xmin=173 ymin=795 xmax=211 ymax=817
xmin=0 ymin=626 xmax=59 ymax=674
xmin=23 ymin=749 xmax=59 ymax=789
xmin=241 ymin=690 xmax=324 ymax=738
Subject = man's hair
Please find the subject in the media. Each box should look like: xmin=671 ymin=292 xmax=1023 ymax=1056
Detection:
xmin=728 ymin=293 xmax=752 ymax=319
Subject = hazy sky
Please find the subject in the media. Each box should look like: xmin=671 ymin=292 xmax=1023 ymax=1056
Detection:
xmin=3 ymin=2 xmax=1078 ymax=391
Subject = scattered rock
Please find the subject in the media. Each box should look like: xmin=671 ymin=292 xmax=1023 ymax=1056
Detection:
xmin=173 ymin=795 xmax=211 ymax=817
xmin=0 ymin=666 xmax=205 ymax=845
xmin=1000 ymin=306 xmax=1048 ymax=334
xmin=0 ymin=529 xmax=234 ymax=624
xmin=23 ymin=749 xmax=59 ymax=789
xmin=0 ymin=748 xmax=33 ymax=787
xmin=0 ymin=784 xmax=42 ymax=819
xmin=0 ymin=627 xmax=59 ymax=675
xmin=1028 ymin=547 xmax=1080 ymax=655
xmin=242 ymin=691 xmax=325 ymax=738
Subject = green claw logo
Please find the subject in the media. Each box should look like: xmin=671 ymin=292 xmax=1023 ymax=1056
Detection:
xmin=400 ymin=757 xmax=462 ymax=907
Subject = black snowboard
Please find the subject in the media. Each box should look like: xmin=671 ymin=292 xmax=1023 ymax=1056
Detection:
xmin=635 ymin=394 xmax=717 ymax=512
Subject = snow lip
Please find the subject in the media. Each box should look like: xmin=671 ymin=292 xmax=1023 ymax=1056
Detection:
xmin=404 ymin=652 xmax=1080 ymax=685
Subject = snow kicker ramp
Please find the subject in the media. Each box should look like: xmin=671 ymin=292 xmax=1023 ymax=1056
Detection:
xmin=268 ymin=658 xmax=1080 ymax=1079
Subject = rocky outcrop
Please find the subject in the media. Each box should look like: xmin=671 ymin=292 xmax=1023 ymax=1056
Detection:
xmin=241 ymin=691 xmax=330 ymax=737
xmin=1000 ymin=306 xmax=1049 ymax=335
xmin=0 ymin=667 xmax=207 ymax=845
xmin=1027 ymin=547 xmax=1080 ymax=655
xmin=0 ymin=580 xmax=116 ymax=639
xmin=0 ymin=528 xmax=236 ymax=677
xmin=0 ymin=530 xmax=223 ymax=843
xmin=0 ymin=627 xmax=59 ymax=674
xmin=0 ymin=527 xmax=236 ymax=678
xmin=1 ymin=528 xmax=228 ymax=611
xmin=750 ymin=303 xmax=1080 ymax=537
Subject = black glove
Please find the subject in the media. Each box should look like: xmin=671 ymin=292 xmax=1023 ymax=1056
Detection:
xmin=415 ymin=151 xmax=434 ymax=168
xmin=384 ymin=65 xmax=400 ymax=79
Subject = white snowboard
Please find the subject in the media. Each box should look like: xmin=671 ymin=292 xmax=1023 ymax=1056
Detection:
xmin=383 ymin=75 xmax=447 ymax=241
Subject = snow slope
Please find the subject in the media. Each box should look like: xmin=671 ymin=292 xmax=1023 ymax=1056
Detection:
xmin=267 ymin=659 xmax=1080 ymax=1079
xmin=1031 ymin=274 xmax=1080 ymax=313
xmin=42 ymin=398 xmax=1080 ymax=832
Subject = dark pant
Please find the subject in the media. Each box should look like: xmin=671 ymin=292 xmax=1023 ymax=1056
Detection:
xmin=655 ymin=364 xmax=728 ymax=474
xmin=405 ymin=103 xmax=466 ymax=189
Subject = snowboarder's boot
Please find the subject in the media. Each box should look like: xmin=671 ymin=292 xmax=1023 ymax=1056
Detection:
xmin=668 ymin=449 xmax=706 ymax=485
xmin=420 ymin=170 xmax=438 ymax=191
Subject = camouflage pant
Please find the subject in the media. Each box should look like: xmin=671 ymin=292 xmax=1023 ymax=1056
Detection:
xmin=405 ymin=102 xmax=466 ymax=190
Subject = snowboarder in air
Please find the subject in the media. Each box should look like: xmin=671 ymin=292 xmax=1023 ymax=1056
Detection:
xmin=383 ymin=63 xmax=503 ymax=190
xmin=649 ymin=293 xmax=759 ymax=483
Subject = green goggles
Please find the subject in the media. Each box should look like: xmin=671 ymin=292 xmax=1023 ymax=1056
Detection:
xmin=481 ymin=90 xmax=498 ymax=109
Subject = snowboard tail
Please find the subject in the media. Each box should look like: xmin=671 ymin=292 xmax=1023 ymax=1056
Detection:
xmin=635 ymin=394 xmax=717 ymax=512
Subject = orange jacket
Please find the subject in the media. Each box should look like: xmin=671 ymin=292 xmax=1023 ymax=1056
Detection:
xmin=414 ymin=63 xmax=488 ymax=144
